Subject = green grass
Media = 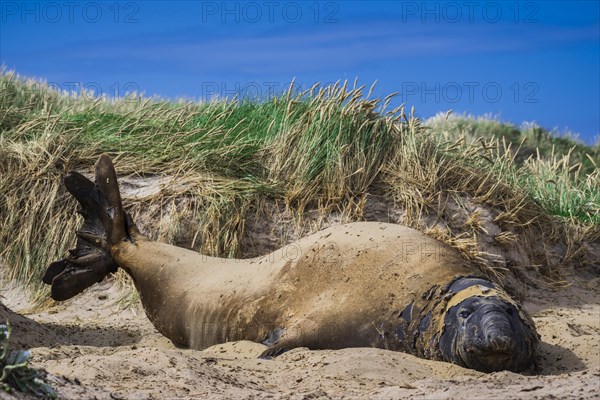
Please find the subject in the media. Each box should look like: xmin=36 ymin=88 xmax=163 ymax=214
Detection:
xmin=426 ymin=113 xmax=599 ymax=174
xmin=0 ymin=69 xmax=598 ymax=301
xmin=426 ymin=113 xmax=599 ymax=224
xmin=1 ymin=324 xmax=56 ymax=398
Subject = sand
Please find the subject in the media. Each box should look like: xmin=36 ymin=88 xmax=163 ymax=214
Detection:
xmin=1 ymin=274 xmax=598 ymax=400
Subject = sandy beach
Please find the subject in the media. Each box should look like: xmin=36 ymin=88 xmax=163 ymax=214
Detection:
xmin=2 ymin=273 xmax=598 ymax=399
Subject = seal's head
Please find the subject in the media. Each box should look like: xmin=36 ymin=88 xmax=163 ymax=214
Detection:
xmin=439 ymin=278 xmax=538 ymax=372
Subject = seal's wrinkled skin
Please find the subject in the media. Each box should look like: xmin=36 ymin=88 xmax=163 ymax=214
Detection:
xmin=44 ymin=154 xmax=539 ymax=373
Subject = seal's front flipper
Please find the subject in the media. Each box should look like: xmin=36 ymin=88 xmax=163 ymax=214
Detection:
xmin=259 ymin=327 xmax=300 ymax=359
xmin=259 ymin=327 xmax=287 ymax=359
xmin=258 ymin=346 xmax=289 ymax=359
xmin=43 ymin=161 xmax=123 ymax=301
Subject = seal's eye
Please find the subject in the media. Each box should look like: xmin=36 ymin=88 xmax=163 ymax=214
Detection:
xmin=506 ymin=307 xmax=514 ymax=316
xmin=459 ymin=309 xmax=471 ymax=319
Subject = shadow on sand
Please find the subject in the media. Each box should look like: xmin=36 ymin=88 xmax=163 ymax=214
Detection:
xmin=535 ymin=340 xmax=587 ymax=375
xmin=1 ymin=303 xmax=141 ymax=348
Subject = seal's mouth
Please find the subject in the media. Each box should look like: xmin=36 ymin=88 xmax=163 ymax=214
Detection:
xmin=463 ymin=347 xmax=514 ymax=372
xmin=466 ymin=348 xmax=512 ymax=359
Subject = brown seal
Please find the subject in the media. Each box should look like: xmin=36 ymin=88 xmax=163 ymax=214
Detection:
xmin=43 ymin=154 xmax=539 ymax=372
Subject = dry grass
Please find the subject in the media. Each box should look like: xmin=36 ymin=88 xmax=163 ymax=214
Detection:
xmin=1 ymin=70 xmax=598 ymax=303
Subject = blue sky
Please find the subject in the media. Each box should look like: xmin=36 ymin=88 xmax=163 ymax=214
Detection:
xmin=1 ymin=0 xmax=599 ymax=143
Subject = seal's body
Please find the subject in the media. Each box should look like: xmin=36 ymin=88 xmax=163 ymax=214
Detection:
xmin=113 ymin=222 xmax=471 ymax=351
xmin=44 ymin=154 xmax=539 ymax=373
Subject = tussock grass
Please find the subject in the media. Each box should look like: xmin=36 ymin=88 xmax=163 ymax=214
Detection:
xmin=426 ymin=113 xmax=599 ymax=174
xmin=426 ymin=114 xmax=599 ymax=224
xmin=0 ymin=69 xmax=598 ymax=302
xmin=383 ymin=121 xmax=599 ymax=282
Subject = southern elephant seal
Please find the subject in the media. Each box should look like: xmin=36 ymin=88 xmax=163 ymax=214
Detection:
xmin=43 ymin=154 xmax=539 ymax=372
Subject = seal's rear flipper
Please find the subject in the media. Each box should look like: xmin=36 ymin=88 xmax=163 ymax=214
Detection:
xmin=94 ymin=154 xmax=128 ymax=246
xmin=43 ymin=154 xmax=131 ymax=301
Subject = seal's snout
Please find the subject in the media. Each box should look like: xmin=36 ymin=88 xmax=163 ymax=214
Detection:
xmin=486 ymin=331 xmax=513 ymax=352
xmin=481 ymin=308 xmax=515 ymax=352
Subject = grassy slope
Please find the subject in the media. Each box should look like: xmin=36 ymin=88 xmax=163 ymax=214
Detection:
xmin=426 ymin=114 xmax=599 ymax=222
xmin=0 ymin=71 xmax=598 ymax=300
